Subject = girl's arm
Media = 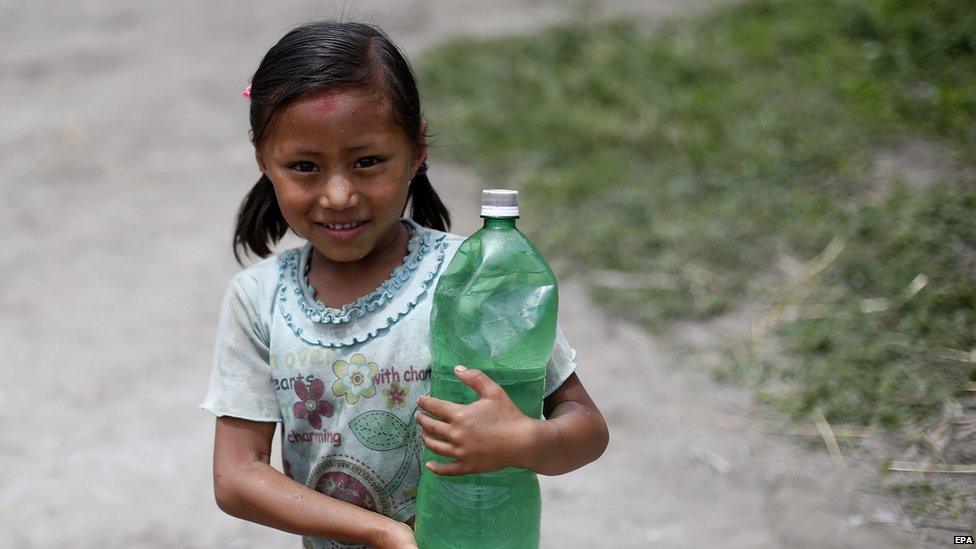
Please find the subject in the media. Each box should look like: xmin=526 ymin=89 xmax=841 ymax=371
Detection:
xmin=212 ymin=417 xmax=416 ymax=548
xmin=416 ymin=367 xmax=609 ymax=476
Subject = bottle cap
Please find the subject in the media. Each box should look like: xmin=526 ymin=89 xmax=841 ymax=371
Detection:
xmin=480 ymin=189 xmax=519 ymax=217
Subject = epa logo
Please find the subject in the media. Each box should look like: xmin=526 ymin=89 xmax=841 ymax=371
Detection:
xmin=955 ymin=535 xmax=975 ymax=544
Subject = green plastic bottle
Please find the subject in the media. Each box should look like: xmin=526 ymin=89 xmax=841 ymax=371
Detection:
xmin=415 ymin=189 xmax=558 ymax=548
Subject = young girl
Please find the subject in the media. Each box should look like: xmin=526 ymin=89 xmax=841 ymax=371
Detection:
xmin=201 ymin=21 xmax=609 ymax=549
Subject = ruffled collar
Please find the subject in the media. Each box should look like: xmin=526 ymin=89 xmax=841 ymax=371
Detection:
xmin=275 ymin=219 xmax=450 ymax=347
xmin=298 ymin=219 xmax=424 ymax=322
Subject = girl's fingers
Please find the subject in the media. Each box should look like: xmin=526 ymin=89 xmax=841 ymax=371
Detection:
xmin=425 ymin=459 xmax=469 ymax=477
xmin=417 ymin=395 xmax=464 ymax=420
xmin=420 ymin=429 xmax=456 ymax=458
xmin=415 ymin=411 xmax=452 ymax=441
xmin=453 ymin=366 xmax=503 ymax=399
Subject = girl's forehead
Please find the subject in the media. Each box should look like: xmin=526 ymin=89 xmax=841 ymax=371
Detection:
xmin=300 ymin=88 xmax=389 ymax=116
xmin=263 ymin=88 xmax=406 ymax=151
xmin=270 ymin=89 xmax=397 ymax=135
xmin=311 ymin=93 xmax=341 ymax=113
xmin=299 ymin=89 xmax=387 ymax=114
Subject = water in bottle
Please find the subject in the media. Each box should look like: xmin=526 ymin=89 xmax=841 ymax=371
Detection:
xmin=415 ymin=189 xmax=558 ymax=548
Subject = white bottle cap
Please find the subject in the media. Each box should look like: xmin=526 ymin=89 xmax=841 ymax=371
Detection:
xmin=480 ymin=189 xmax=519 ymax=217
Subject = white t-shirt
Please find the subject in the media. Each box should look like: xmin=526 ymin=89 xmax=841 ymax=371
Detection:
xmin=201 ymin=218 xmax=578 ymax=548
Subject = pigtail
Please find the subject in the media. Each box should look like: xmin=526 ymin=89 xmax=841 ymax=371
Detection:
xmin=408 ymin=169 xmax=451 ymax=233
xmin=232 ymin=174 xmax=290 ymax=265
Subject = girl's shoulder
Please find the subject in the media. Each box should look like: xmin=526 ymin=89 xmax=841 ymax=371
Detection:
xmin=420 ymin=224 xmax=466 ymax=249
xmin=411 ymin=223 xmax=468 ymax=279
xmin=392 ymin=219 xmax=466 ymax=266
xmin=224 ymin=247 xmax=297 ymax=317
xmin=232 ymin=250 xmax=286 ymax=287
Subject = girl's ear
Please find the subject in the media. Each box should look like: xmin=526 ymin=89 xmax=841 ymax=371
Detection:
xmin=414 ymin=120 xmax=429 ymax=170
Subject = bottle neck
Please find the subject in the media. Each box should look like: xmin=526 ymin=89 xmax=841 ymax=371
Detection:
xmin=481 ymin=217 xmax=518 ymax=229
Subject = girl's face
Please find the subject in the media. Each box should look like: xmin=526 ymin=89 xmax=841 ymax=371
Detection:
xmin=256 ymin=88 xmax=426 ymax=265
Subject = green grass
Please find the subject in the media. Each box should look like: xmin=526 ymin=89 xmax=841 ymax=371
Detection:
xmin=884 ymin=480 xmax=972 ymax=521
xmin=418 ymin=0 xmax=976 ymax=428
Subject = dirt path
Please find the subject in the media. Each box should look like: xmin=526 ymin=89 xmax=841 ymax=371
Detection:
xmin=0 ymin=1 xmax=926 ymax=547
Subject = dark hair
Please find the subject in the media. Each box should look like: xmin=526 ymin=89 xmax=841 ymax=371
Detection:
xmin=233 ymin=21 xmax=451 ymax=265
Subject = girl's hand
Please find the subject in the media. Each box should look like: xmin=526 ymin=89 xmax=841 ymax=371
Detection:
xmin=373 ymin=520 xmax=417 ymax=549
xmin=416 ymin=365 xmax=540 ymax=475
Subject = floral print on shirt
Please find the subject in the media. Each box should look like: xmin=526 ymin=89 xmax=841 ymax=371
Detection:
xmin=292 ymin=377 xmax=335 ymax=429
xmin=331 ymin=353 xmax=379 ymax=405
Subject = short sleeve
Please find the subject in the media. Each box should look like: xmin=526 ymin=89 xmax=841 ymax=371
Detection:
xmin=543 ymin=324 xmax=578 ymax=397
xmin=200 ymin=275 xmax=282 ymax=422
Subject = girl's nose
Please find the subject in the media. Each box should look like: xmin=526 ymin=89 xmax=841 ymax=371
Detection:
xmin=318 ymin=174 xmax=360 ymax=210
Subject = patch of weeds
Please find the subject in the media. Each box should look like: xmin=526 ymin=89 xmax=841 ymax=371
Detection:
xmin=419 ymin=0 xmax=976 ymax=427
xmin=885 ymin=480 xmax=973 ymax=522
xmin=773 ymin=183 xmax=976 ymax=427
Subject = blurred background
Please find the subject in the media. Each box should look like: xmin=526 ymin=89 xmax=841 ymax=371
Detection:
xmin=1 ymin=0 xmax=972 ymax=547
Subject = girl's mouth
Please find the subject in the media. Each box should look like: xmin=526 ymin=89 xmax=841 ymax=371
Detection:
xmin=314 ymin=220 xmax=369 ymax=241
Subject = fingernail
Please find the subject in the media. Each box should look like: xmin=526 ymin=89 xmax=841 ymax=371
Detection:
xmin=425 ymin=461 xmax=434 ymax=470
xmin=454 ymin=365 xmax=466 ymax=373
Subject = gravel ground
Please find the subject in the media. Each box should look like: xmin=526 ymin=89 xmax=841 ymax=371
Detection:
xmin=0 ymin=1 xmax=929 ymax=547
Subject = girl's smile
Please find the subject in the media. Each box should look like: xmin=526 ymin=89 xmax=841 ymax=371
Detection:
xmin=313 ymin=219 xmax=370 ymax=241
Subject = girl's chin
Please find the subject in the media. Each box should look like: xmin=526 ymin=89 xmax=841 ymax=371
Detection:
xmin=313 ymin=245 xmax=371 ymax=264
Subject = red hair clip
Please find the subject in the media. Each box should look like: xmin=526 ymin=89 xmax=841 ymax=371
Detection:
xmin=241 ymin=84 xmax=252 ymax=98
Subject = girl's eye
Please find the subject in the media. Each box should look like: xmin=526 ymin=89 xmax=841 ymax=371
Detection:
xmin=289 ymin=161 xmax=319 ymax=173
xmin=354 ymin=156 xmax=384 ymax=169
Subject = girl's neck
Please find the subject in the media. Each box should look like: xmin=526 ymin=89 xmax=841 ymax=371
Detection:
xmin=308 ymin=221 xmax=410 ymax=308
